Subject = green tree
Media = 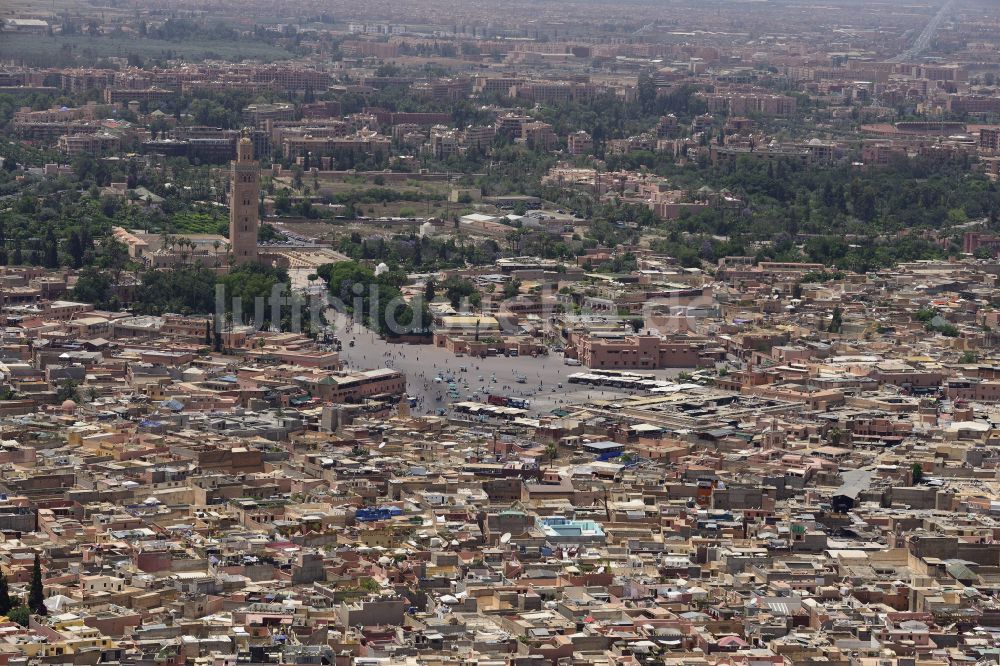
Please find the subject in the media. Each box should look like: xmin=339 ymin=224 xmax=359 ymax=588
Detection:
xmin=959 ymin=351 xmax=979 ymax=364
xmin=503 ymin=278 xmax=521 ymax=299
xmin=28 ymin=553 xmax=44 ymax=615
xmin=55 ymin=380 xmax=79 ymax=403
xmin=258 ymin=223 xmax=286 ymax=243
xmin=97 ymin=239 xmax=131 ymax=282
xmin=545 ymin=442 xmax=557 ymax=468
xmin=316 ymin=260 xmax=423 ymax=338
xmin=828 ymin=306 xmax=843 ymax=333
xmin=43 ymin=227 xmax=58 ymax=268
xmin=71 ymin=267 xmax=115 ymax=309
xmin=7 ymin=606 xmax=28 ymax=626
xmin=442 ymin=276 xmax=479 ymax=310
xmin=66 ymin=230 xmax=86 ymax=268
xmin=911 ymin=463 xmax=924 ymax=485
xmin=0 ymin=571 xmax=13 ymax=615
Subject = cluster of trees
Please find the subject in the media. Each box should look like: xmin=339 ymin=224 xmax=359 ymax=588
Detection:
xmin=1 ymin=153 xmax=230 ymax=271
xmin=438 ymin=276 xmax=480 ymax=309
xmin=797 ymin=234 xmax=945 ymax=273
xmin=914 ymin=306 xmax=959 ymax=337
xmin=599 ymin=153 xmax=999 ymax=271
xmin=131 ymin=265 xmax=221 ymax=316
xmin=335 ymin=83 xmax=493 ymax=128
xmin=335 ymin=233 xmax=501 ymax=271
xmin=649 ymin=233 xmax=747 ymax=268
xmin=72 ymin=262 xmax=319 ymax=334
xmin=72 ymin=260 xmax=326 ymax=338
xmin=257 ymin=223 xmax=287 ymax=243
xmin=0 ymin=137 xmax=62 ymax=171
xmin=72 ymin=261 xmax=213 ymax=314
xmin=651 ymin=154 xmax=999 ymax=241
xmin=131 ymin=263 xmax=315 ymax=331
xmin=165 ymin=89 xmax=270 ymax=130
xmin=138 ymin=17 xmax=239 ymax=42
xmin=71 ymin=268 xmax=123 ymax=311
xmin=647 ymin=228 xmax=947 ymax=273
xmin=272 ymin=185 xmax=446 ymax=220
xmin=0 ymin=191 xmax=136 ymax=270
xmin=474 ymin=145 xmax=557 ymax=197
xmin=743 ymin=231 xmax=948 ymax=273
xmin=316 ymin=260 xmax=429 ymax=338
xmin=513 ymin=230 xmax=578 ymax=260
xmin=588 ymin=252 xmax=638 ymax=273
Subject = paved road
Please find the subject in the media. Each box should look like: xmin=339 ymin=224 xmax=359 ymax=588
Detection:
xmin=890 ymin=0 xmax=955 ymax=62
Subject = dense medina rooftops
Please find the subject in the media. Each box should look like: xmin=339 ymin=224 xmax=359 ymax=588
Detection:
xmin=0 ymin=289 xmax=997 ymax=666
xmin=1 ymin=3 xmax=1000 ymax=659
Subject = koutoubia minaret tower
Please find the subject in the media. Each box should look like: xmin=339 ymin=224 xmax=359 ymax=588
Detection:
xmin=229 ymin=135 xmax=260 ymax=264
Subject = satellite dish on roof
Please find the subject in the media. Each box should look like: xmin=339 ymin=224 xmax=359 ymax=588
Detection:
xmin=378 ymin=442 xmax=386 ymax=449
xmin=500 ymin=532 xmax=512 ymax=544
xmin=596 ymin=566 xmax=605 ymax=574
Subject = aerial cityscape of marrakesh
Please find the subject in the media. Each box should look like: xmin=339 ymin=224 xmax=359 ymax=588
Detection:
xmin=1 ymin=0 xmax=1000 ymax=665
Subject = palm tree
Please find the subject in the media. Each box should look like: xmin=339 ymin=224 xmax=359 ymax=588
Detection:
xmin=222 ymin=312 xmax=235 ymax=354
xmin=544 ymin=442 xmax=557 ymax=468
